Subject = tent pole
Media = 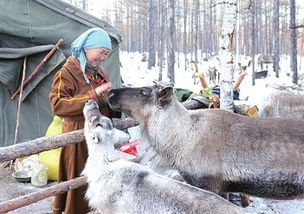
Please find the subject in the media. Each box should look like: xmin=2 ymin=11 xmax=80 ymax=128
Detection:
xmin=9 ymin=56 xmax=27 ymax=170
xmin=11 ymin=39 xmax=64 ymax=100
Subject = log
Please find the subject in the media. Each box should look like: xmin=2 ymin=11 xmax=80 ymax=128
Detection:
xmin=183 ymin=98 xmax=208 ymax=109
xmin=0 ymin=130 xmax=84 ymax=163
xmin=0 ymin=176 xmax=87 ymax=214
xmin=234 ymin=104 xmax=259 ymax=117
xmin=0 ymin=118 xmax=139 ymax=162
xmin=183 ymin=98 xmax=257 ymax=116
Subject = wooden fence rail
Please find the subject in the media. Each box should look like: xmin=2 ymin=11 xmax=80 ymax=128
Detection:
xmin=0 ymin=176 xmax=87 ymax=214
xmin=0 ymin=117 xmax=139 ymax=162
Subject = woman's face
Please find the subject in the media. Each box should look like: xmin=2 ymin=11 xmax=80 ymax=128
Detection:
xmin=85 ymin=48 xmax=110 ymax=67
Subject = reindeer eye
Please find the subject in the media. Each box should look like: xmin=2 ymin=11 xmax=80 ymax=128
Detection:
xmin=90 ymin=116 xmax=101 ymax=128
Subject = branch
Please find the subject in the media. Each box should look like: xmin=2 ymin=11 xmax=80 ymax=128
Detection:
xmin=289 ymin=25 xmax=304 ymax=29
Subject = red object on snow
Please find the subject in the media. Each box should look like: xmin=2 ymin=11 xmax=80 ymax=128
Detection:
xmin=118 ymin=140 xmax=139 ymax=156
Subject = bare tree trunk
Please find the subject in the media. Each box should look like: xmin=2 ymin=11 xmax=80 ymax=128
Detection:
xmin=219 ymin=0 xmax=238 ymax=112
xmin=269 ymin=0 xmax=273 ymax=54
xmin=167 ymin=0 xmax=176 ymax=83
xmin=126 ymin=3 xmax=131 ymax=53
xmin=256 ymin=0 xmax=261 ymax=54
xmin=264 ymin=1 xmax=269 ymax=53
xmin=203 ymin=0 xmax=207 ymax=58
xmin=176 ymin=0 xmax=180 ymax=68
xmin=148 ymin=0 xmax=157 ymax=69
xmin=183 ymin=0 xmax=188 ymax=71
xmin=159 ymin=0 xmax=166 ymax=81
xmin=273 ymin=0 xmax=280 ymax=77
xmin=194 ymin=0 xmax=199 ymax=63
xmin=251 ymin=0 xmax=256 ymax=86
xmin=208 ymin=0 xmax=214 ymax=57
xmin=290 ymin=0 xmax=298 ymax=84
xmin=190 ymin=3 xmax=194 ymax=61
xmin=82 ymin=0 xmax=87 ymax=10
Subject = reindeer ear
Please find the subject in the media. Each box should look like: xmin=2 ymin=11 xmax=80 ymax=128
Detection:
xmin=158 ymin=86 xmax=173 ymax=106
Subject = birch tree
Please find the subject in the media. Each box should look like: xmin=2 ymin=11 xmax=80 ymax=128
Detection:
xmin=219 ymin=0 xmax=238 ymax=112
xmin=167 ymin=0 xmax=176 ymax=83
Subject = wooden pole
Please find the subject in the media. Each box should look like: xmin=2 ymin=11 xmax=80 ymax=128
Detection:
xmin=0 ymin=130 xmax=84 ymax=162
xmin=11 ymin=39 xmax=64 ymax=100
xmin=10 ymin=56 xmax=27 ymax=170
xmin=0 ymin=176 xmax=87 ymax=214
xmin=0 ymin=118 xmax=139 ymax=163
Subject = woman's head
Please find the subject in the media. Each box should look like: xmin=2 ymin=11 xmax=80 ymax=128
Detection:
xmin=84 ymin=48 xmax=110 ymax=68
xmin=71 ymin=27 xmax=112 ymax=83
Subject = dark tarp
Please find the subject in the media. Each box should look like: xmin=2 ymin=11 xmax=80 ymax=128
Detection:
xmin=0 ymin=0 xmax=122 ymax=147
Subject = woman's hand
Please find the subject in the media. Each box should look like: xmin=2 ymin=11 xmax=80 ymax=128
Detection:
xmin=95 ymin=82 xmax=112 ymax=96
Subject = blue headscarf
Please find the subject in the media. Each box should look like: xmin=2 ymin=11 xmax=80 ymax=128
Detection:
xmin=71 ymin=27 xmax=112 ymax=83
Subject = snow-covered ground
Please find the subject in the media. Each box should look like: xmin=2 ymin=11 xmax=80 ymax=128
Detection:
xmin=119 ymin=51 xmax=304 ymax=214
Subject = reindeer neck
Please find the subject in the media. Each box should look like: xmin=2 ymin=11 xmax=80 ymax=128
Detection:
xmin=87 ymin=143 xmax=119 ymax=166
xmin=141 ymin=96 xmax=190 ymax=145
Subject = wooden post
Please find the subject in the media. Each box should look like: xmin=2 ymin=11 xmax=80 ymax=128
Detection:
xmin=11 ymin=39 xmax=64 ymax=100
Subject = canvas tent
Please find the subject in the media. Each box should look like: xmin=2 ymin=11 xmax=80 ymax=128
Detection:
xmin=0 ymin=0 xmax=122 ymax=147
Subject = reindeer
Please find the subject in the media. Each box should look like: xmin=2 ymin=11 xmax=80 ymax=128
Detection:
xmin=108 ymin=81 xmax=304 ymax=200
xmin=82 ymin=100 xmax=244 ymax=214
xmin=255 ymin=90 xmax=304 ymax=119
xmin=257 ymin=54 xmax=274 ymax=71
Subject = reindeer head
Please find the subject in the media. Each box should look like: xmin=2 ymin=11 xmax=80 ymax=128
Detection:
xmin=108 ymin=81 xmax=174 ymax=121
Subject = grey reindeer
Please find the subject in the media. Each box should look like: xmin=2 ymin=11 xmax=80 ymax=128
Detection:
xmin=82 ymin=100 xmax=244 ymax=214
xmin=108 ymin=81 xmax=304 ymax=200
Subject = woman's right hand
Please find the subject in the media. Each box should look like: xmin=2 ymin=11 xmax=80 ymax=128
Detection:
xmin=95 ymin=82 xmax=112 ymax=96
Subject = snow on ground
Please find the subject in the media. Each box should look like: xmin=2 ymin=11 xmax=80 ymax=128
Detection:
xmin=119 ymin=51 xmax=304 ymax=214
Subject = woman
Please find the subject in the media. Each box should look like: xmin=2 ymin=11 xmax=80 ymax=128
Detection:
xmin=49 ymin=27 xmax=119 ymax=214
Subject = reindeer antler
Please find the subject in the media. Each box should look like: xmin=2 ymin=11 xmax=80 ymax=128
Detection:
xmin=153 ymin=80 xmax=174 ymax=89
